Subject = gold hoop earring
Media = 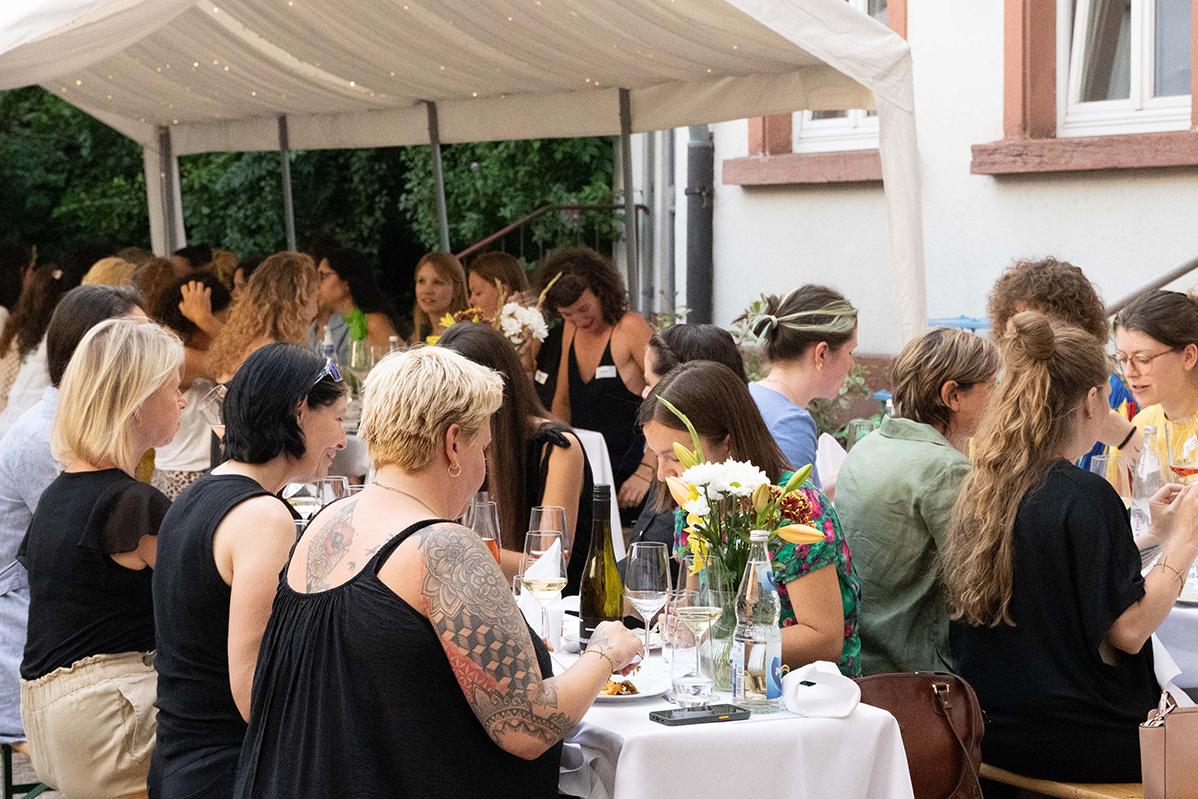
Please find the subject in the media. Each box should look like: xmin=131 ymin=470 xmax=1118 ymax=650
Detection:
xmin=448 ymin=463 xmax=462 ymax=478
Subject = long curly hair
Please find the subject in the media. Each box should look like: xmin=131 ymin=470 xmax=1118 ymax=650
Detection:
xmin=987 ymin=257 xmax=1108 ymax=342
xmin=209 ymin=251 xmax=318 ymax=379
xmin=944 ymin=311 xmax=1109 ymax=627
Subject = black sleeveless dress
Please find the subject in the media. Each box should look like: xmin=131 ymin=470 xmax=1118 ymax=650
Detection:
xmin=150 ymin=474 xmax=279 ymax=799
xmin=526 ymin=423 xmax=594 ymax=595
xmin=566 ymin=331 xmax=644 ymax=490
xmin=232 ymin=518 xmax=563 ymax=798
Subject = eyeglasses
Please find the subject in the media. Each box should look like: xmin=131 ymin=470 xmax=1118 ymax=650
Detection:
xmin=1114 ymin=348 xmax=1177 ymax=376
xmin=315 ymin=359 xmax=342 ymax=386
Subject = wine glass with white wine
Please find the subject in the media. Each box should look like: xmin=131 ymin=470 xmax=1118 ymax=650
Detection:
xmin=669 ymin=556 xmax=725 ymax=706
xmin=625 ymin=542 xmax=670 ymax=664
xmin=521 ymin=531 xmax=567 ymax=639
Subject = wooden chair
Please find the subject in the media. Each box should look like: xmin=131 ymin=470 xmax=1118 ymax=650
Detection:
xmin=2 ymin=743 xmax=50 ymax=799
xmin=981 ymin=763 xmax=1143 ymax=799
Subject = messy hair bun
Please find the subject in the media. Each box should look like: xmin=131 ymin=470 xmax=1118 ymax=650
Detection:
xmin=1005 ymin=310 xmax=1057 ymax=363
xmin=739 ymin=285 xmax=857 ymax=363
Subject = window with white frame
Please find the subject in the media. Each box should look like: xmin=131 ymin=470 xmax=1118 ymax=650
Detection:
xmin=1058 ymin=0 xmax=1192 ymax=136
xmin=793 ymin=0 xmax=887 ymax=152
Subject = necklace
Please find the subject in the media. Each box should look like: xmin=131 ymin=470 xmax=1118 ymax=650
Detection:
xmin=371 ymin=481 xmax=439 ymax=516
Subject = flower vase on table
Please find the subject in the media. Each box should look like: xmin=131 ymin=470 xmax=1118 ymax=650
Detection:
xmin=660 ymin=397 xmax=825 ymax=692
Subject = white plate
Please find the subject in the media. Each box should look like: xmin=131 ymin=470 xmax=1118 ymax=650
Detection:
xmin=1177 ymin=594 xmax=1198 ymax=606
xmin=593 ymin=670 xmax=671 ymax=703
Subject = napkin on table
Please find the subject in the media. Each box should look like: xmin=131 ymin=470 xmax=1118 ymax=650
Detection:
xmin=781 ymin=660 xmax=861 ymax=718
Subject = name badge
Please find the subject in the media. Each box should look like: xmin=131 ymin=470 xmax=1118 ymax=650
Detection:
xmin=595 ymin=365 xmax=618 ymax=379
xmin=534 ymin=370 xmax=549 ymax=385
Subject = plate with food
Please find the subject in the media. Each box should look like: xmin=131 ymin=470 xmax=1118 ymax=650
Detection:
xmin=593 ymin=671 xmax=671 ymax=703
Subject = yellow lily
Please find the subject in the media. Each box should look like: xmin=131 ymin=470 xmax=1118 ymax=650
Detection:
xmin=672 ymin=441 xmax=698 ymax=470
xmin=751 ymin=482 xmax=772 ymax=514
xmin=665 ymin=476 xmax=698 ymax=507
xmin=687 ymin=534 xmax=708 ymax=573
xmin=775 ymin=524 xmax=825 ymax=545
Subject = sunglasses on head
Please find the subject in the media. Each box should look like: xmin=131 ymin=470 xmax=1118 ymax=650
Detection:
xmin=315 ymin=359 xmax=342 ymax=386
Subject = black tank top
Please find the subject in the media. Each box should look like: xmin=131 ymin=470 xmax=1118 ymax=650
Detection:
xmin=232 ymin=518 xmax=562 ymax=798
xmin=150 ymin=473 xmax=277 ymax=799
xmin=526 ymin=424 xmax=594 ymax=595
xmin=566 ymin=332 xmax=645 ymax=486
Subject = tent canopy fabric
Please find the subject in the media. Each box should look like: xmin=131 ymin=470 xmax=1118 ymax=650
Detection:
xmin=0 ymin=0 xmax=926 ymax=341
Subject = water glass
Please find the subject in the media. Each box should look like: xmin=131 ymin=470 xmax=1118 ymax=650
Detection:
xmin=198 ymin=383 xmax=227 ymax=439
xmin=285 ymin=476 xmax=349 ymax=520
xmin=294 ymin=520 xmax=307 ymax=543
xmin=667 ymin=588 xmax=716 ymax=707
xmin=529 ymin=505 xmax=569 ymax=558
xmin=845 ymin=418 xmax=878 ymax=451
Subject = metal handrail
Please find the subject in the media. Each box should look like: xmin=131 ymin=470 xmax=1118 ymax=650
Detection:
xmin=1106 ymin=254 xmax=1198 ymax=316
xmin=455 ymin=203 xmax=650 ymax=261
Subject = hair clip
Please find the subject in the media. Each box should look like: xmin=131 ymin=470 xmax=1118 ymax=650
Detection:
xmin=52 ymin=269 xmax=63 ymax=280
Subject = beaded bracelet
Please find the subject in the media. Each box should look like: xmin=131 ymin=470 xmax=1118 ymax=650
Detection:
xmin=585 ymin=648 xmax=619 ymax=674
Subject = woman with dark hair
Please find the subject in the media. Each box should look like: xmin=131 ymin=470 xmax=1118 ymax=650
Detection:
xmin=18 ymin=319 xmax=183 ymax=797
xmin=946 ymin=311 xmax=1198 ymax=783
xmin=543 ymin=247 xmax=654 ymax=516
xmin=0 ymin=260 xmax=87 ymax=424
xmin=468 ymin=252 xmax=530 ymax=319
xmin=0 ymin=285 xmax=145 ymax=750
xmin=623 ymin=324 xmax=749 ymax=576
xmin=316 ymin=247 xmax=400 ymax=359
xmin=412 ymin=252 xmax=469 ymax=343
xmin=742 ymin=286 xmax=859 ymax=489
xmin=151 ymin=273 xmax=234 ymax=498
xmin=151 ymin=343 xmax=346 ymax=799
xmin=639 ymin=360 xmax=861 ymax=675
xmin=643 ymin=323 xmax=746 ymax=394
xmin=439 ymin=323 xmax=593 ymax=591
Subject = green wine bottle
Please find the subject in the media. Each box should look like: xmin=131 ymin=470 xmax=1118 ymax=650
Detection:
xmin=578 ymin=485 xmax=623 ymax=650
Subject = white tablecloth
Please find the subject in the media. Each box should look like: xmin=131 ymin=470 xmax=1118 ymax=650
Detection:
xmin=1157 ymin=603 xmax=1198 ymax=692
xmin=574 ymin=428 xmax=626 ymax=561
xmin=558 ymin=660 xmax=914 ymax=799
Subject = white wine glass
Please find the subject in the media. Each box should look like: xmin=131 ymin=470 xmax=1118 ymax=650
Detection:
xmin=625 ymin=542 xmax=670 ymax=663
xmin=521 ymin=531 xmax=567 ymax=639
xmin=529 ymin=505 xmax=569 ymax=559
xmin=671 ymin=555 xmax=725 ymax=706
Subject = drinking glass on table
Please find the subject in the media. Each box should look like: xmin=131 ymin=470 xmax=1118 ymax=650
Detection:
xmin=845 ymin=418 xmax=878 ymax=452
xmin=667 ymin=587 xmax=723 ymax=707
xmin=461 ymin=491 xmax=490 ymax=527
xmin=471 ymin=500 xmax=502 ymax=564
xmin=198 ymin=383 xmax=227 ymax=440
xmin=529 ymin=505 xmax=569 ymax=558
xmin=285 ymin=476 xmax=349 ymax=520
xmin=1165 ymin=418 xmax=1198 ymax=483
xmin=521 ymin=531 xmax=567 ymax=639
xmin=625 ymin=542 xmax=670 ymax=662
xmin=1089 ymin=455 xmax=1134 ymax=508
xmin=348 ymin=340 xmax=374 ymax=388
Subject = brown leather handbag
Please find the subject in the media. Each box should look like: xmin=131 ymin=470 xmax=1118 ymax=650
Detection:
xmin=1141 ymin=694 xmax=1198 ymax=799
xmin=855 ymin=672 xmax=984 ymax=799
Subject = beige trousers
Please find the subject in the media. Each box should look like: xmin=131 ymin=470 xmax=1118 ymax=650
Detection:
xmin=20 ymin=651 xmax=157 ymax=799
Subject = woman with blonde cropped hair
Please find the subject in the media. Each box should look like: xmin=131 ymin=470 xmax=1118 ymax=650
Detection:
xmin=233 ymin=346 xmax=643 ymax=798
xmin=207 ymin=251 xmax=319 ymax=381
xmin=411 ymin=252 xmax=468 ymax=343
xmin=18 ymin=318 xmax=184 ymax=798
xmin=834 ymin=328 xmax=1000 ymax=675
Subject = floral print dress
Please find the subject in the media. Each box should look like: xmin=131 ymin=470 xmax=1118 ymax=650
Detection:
xmin=674 ymin=475 xmax=862 ymax=677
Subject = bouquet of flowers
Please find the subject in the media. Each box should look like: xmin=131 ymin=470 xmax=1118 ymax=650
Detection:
xmin=660 ymin=397 xmax=824 ymax=591
xmin=436 ymin=273 xmax=558 ymax=361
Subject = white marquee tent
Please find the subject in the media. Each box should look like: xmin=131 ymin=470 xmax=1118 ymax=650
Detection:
xmin=0 ymin=0 xmax=926 ymax=340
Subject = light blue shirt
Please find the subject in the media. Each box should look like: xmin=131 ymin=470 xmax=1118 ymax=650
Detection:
xmin=749 ymin=381 xmax=821 ymax=488
xmin=0 ymin=386 xmax=61 ymax=595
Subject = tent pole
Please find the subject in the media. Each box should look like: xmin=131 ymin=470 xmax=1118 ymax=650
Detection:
xmin=685 ymin=125 xmax=713 ymax=324
xmin=618 ymin=88 xmax=638 ymax=312
xmin=277 ymin=115 xmax=297 ymax=251
xmin=425 ymin=101 xmax=451 ymax=253
xmin=158 ymin=126 xmax=179 ymax=255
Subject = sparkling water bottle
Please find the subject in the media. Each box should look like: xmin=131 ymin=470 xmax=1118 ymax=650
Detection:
xmin=1132 ymin=425 xmax=1164 ymax=541
xmin=733 ymin=530 xmax=783 ymax=713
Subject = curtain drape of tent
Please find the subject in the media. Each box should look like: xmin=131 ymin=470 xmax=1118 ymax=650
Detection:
xmin=0 ymin=0 xmax=927 ymax=342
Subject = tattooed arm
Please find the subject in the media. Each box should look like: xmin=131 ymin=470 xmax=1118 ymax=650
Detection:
xmin=398 ymin=522 xmax=642 ymax=760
